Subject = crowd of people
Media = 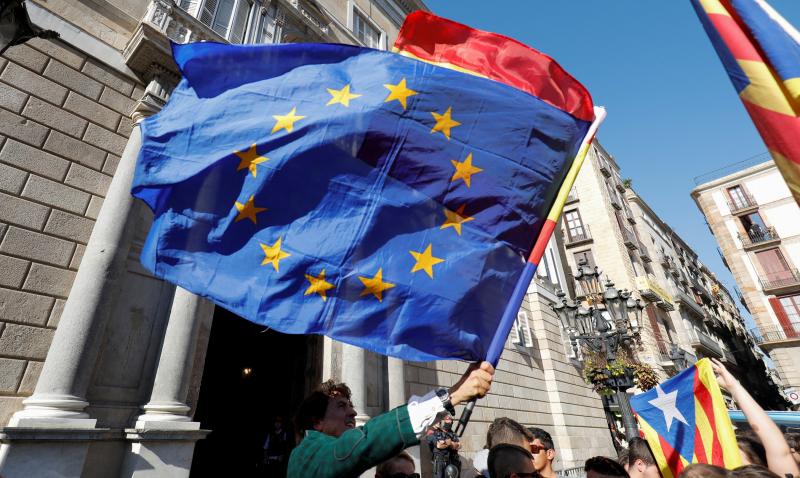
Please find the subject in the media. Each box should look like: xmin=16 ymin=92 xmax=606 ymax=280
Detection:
xmin=278 ymin=358 xmax=798 ymax=478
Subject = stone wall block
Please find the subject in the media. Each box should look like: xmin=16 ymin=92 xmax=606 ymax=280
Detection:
xmin=22 ymin=263 xmax=77 ymax=298
xmin=0 ymin=192 xmax=49 ymax=230
xmin=64 ymin=92 xmax=121 ymax=130
xmin=43 ymin=59 xmax=103 ymax=100
xmin=0 ymin=139 xmax=69 ymax=181
xmin=83 ymin=123 xmax=126 ymax=156
xmin=69 ymin=243 xmax=85 ymax=270
xmin=22 ymin=175 xmax=90 ymax=214
xmin=0 ymin=81 xmax=28 ymax=113
xmin=103 ymin=153 xmax=120 ymax=175
xmin=81 ymin=59 xmax=136 ymax=95
xmin=64 ymin=163 xmax=112 ymax=196
xmin=0 ymin=63 xmax=67 ymax=105
xmin=44 ymin=209 xmax=95 ymax=244
xmin=0 ymin=323 xmax=55 ymax=360
xmin=23 ymin=96 xmax=88 ymax=138
xmin=0 ymin=288 xmax=53 ymax=326
xmin=0 ymin=163 xmax=27 ymax=195
xmin=0 ymin=109 xmax=49 ymax=147
xmin=0 ymin=226 xmax=75 ymax=267
xmin=117 ymin=118 xmax=134 ymax=137
xmin=0 ymin=255 xmax=29 ymax=288
xmin=1 ymin=45 xmax=48 ymax=73
xmin=27 ymin=38 xmax=86 ymax=70
xmin=0 ymin=357 xmax=26 ymax=393
xmin=43 ymin=130 xmax=105 ymax=170
xmin=17 ymin=359 xmax=43 ymax=394
xmin=47 ymin=299 xmax=64 ymax=328
xmin=131 ymin=85 xmax=145 ymax=100
xmin=85 ymin=195 xmax=103 ymax=220
xmin=99 ymin=87 xmax=136 ymax=117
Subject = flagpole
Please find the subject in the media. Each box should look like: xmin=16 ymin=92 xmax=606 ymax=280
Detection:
xmin=455 ymin=106 xmax=606 ymax=436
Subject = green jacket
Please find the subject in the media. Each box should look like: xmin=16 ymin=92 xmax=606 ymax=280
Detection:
xmin=287 ymin=405 xmax=418 ymax=478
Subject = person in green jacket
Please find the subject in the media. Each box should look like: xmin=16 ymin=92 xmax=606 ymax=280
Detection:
xmin=288 ymin=361 xmax=495 ymax=478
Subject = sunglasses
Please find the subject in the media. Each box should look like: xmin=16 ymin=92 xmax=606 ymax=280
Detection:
xmin=529 ymin=443 xmax=549 ymax=454
xmin=388 ymin=474 xmax=420 ymax=478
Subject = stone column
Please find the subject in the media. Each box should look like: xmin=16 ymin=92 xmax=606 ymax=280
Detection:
xmin=341 ymin=344 xmax=370 ymax=425
xmin=387 ymin=357 xmax=406 ymax=409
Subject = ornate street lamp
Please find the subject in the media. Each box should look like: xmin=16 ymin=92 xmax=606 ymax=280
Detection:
xmin=669 ymin=345 xmax=689 ymax=371
xmin=552 ymin=260 xmax=645 ymax=441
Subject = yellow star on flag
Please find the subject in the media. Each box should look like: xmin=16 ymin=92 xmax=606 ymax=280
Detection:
xmin=383 ymin=78 xmax=418 ymax=110
xmin=358 ymin=268 xmax=395 ymax=302
xmin=272 ymin=107 xmax=306 ymax=134
xmin=259 ymin=237 xmax=291 ymax=272
xmin=450 ymin=153 xmax=483 ymax=188
xmin=409 ymin=244 xmax=445 ymax=279
xmin=326 ymin=84 xmax=362 ymax=107
xmin=304 ymin=269 xmax=335 ymax=301
xmin=234 ymin=144 xmax=268 ymax=178
xmin=430 ymin=106 xmax=461 ymax=140
xmin=441 ymin=204 xmax=475 ymax=236
xmin=235 ymin=195 xmax=267 ymax=224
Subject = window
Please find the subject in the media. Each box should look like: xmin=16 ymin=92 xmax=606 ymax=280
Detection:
xmin=510 ymin=310 xmax=534 ymax=348
xmin=740 ymin=212 xmax=767 ymax=237
xmin=779 ymin=295 xmax=800 ymax=325
xmin=353 ymin=10 xmax=381 ymax=49
xmin=199 ymin=0 xmax=251 ymax=43
xmin=254 ymin=3 xmax=279 ymax=43
xmin=573 ymin=250 xmax=595 ymax=269
xmin=564 ymin=209 xmax=586 ymax=240
xmin=727 ymin=185 xmax=750 ymax=209
xmin=755 ymin=248 xmax=794 ymax=281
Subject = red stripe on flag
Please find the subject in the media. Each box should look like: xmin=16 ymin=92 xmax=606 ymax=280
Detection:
xmin=394 ymin=11 xmax=594 ymax=122
xmin=707 ymin=12 xmax=762 ymax=62
xmin=694 ymin=423 xmax=709 ymax=464
xmin=528 ymin=219 xmax=555 ymax=265
xmin=694 ymin=368 xmax=725 ymax=466
xmin=741 ymin=100 xmax=800 ymax=163
xmin=658 ymin=432 xmax=686 ymax=477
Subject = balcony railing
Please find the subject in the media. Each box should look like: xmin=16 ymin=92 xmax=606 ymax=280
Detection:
xmin=692 ymin=330 xmax=723 ymax=358
xmin=750 ymin=323 xmax=800 ymax=345
xmin=727 ymin=192 xmax=758 ymax=214
xmin=639 ymin=241 xmax=652 ymax=262
xmin=760 ymin=269 xmax=800 ymax=294
xmin=738 ymin=226 xmax=780 ymax=249
xmin=599 ymin=159 xmax=611 ymax=177
xmin=566 ymin=188 xmax=579 ymax=204
xmin=565 ymin=226 xmax=592 ymax=246
xmin=621 ymin=226 xmax=638 ymax=250
xmin=676 ymin=290 xmax=705 ymax=318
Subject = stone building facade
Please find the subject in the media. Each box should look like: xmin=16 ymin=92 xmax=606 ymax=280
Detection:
xmin=562 ymin=142 xmax=780 ymax=406
xmin=0 ymin=1 xmax=616 ymax=476
xmin=693 ymin=161 xmax=800 ymax=395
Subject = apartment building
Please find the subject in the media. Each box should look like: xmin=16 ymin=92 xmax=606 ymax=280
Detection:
xmin=693 ymin=160 xmax=800 ymax=395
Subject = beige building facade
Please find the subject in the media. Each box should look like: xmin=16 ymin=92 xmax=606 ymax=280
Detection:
xmin=693 ymin=161 xmax=800 ymax=394
xmin=0 ymin=1 xmax=616 ymax=476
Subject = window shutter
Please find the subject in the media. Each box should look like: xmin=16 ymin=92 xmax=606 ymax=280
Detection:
xmin=518 ymin=311 xmax=534 ymax=348
xmin=509 ymin=317 xmax=521 ymax=345
xmin=229 ymin=0 xmax=250 ymax=44
xmin=199 ymin=0 xmax=218 ymax=27
xmin=769 ymin=297 xmax=797 ymax=338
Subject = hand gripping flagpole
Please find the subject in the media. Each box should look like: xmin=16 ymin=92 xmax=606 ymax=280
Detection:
xmin=455 ymin=106 xmax=607 ymax=437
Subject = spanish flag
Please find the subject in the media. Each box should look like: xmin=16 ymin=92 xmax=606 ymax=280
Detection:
xmin=629 ymin=358 xmax=742 ymax=478
xmin=691 ymin=0 xmax=800 ymax=204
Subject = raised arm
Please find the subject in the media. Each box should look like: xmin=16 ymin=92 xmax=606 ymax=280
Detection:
xmin=711 ymin=358 xmax=799 ymax=477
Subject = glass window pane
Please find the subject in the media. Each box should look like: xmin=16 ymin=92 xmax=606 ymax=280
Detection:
xmin=212 ymin=0 xmax=236 ymax=37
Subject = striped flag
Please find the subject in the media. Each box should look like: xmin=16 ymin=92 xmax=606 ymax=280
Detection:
xmin=691 ymin=0 xmax=800 ymax=204
xmin=630 ymin=358 xmax=742 ymax=478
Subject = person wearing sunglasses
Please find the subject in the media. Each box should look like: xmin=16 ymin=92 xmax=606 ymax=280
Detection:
xmin=526 ymin=427 xmax=556 ymax=478
xmin=375 ymin=451 xmax=419 ymax=478
xmin=488 ymin=443 xmax=541 ymax=478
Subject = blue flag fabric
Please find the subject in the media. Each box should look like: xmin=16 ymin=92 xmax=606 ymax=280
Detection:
xmin=133 ymin=41 xmax=590 ymax=361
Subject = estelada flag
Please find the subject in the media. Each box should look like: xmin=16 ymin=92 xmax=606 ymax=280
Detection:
xmin=691 ymin=0 xmax=800 ymax=204
xmin=630 ymin=358 xmax=742 ymax=478
xmin=132 ymin=13 xmax=594 ymax=362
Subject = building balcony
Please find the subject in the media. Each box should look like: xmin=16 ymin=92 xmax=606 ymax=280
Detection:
xmin=621 ymin=227 xmax=638 ymax=250
xmin=609 ymin=195 xmax=622 ymax=210
xmin=727 ymin=192 xmax=758 ymax=215
xmin=660 ymin=253 xmax=673 ymax=268
xmin=658 ymin=344 xmax=697 ymax=369
xmin=691 ymin=330 xmax=723 ymax=358
xmin=565 ymin=188 xmax=579 ymax=204
xmin=639 ymin=242 xmax=652 ymax=262
xmin=750 ymin=324 xmax=800 ymax=350
xmin=676 ymin=290 xmax=705 ymax=318
xmin=564 ymin=226 xmax=592 ymax=247
xmin=616 ymin=181 xmax=626 ymax=193
xmin=636 ymin=275 xmax=674 ymax=310
xmin=690 ymin=278 xmax=713 ymax=302
xmin=599 ymin=159 xmax=611 ymax=178
xmin=760 ymin=270 xmax=800 ymax=295
xmin=739 ymin=226 xmax=780 ymax=250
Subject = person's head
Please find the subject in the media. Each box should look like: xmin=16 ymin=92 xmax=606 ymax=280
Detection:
xmin=375 ymin=451 xmax=418 ymax=478
xmin=617 ymin=449 xmax=630 ymax=471
xmin=488 ymin=444 xmax=539 ymax=478
xmin=626 ymin=437 xmax=659 ymax=478
xmin=728 ymin=464 xmax=781 ymax=478
xmin=735 ymin=432 xmax=767 ymax=467
xmin=584 ymin=456 xmax=630 ymax=478
xmin=679 ymin=463 xmax=729 ymax=478
xmin=294 ymin=380 xmax=355 ymax=439
xmin=526 ymin=427 xmax=556 ymax=473
xmin=486 ymin=417 xmax=533 ymax=449
xmin=785 ymin=432 xmax=800 ymax=465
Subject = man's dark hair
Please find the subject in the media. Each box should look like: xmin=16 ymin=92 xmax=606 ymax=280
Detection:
xmin=785 ymin=432 xmax=800 ymax=451
xmin=294 ymin=380 xmax=352 ymax=437
xmin=584 ymin=456 xmax=630 ymax=477
xmin=616 ymin=449 xmax=629 ymax=467
xmin=728 ymin=464 xmax=780 ymax=478
xmin=488 ymin=443 xmax=538 ymax=478
xmin=680 ymin=463 xmax=729 ymax=478
xmin=375 ymin=451 xmax=415 ymax=478
xmin=627 ymin=437 xmax=655 ymax=468
xmin=526 ymin=427 xmax=554 ymax=450
xmin=485 ymin=417 xmax=532 ymax=449
xmin=735 ymin=432 xmax=767 ymax=467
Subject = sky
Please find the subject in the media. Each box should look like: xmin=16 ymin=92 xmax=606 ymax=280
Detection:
xmin=424 ymin=0 xmax=800 ymax=327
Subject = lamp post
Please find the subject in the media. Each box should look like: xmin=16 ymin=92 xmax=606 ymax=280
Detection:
xmin=552 ymin=260 xmax=645 ymax=441
xmin=669 ymin=344 xmax=689 ymax=371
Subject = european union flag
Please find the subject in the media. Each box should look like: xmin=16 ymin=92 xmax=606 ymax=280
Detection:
xmin=132 ymin=40 xmax=591 ymax=362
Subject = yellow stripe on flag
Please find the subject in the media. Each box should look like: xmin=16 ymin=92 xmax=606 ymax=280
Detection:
xmin=546 ymin=142 xmax=592 ymax=222
xmin=738 ymin=60 xmax=800 ymax=116
xmin=696 ymin=359 xmax=743 ymax=469
xmin=698 ymin=0 xmax=732 ymax=16
xmin=770 ymin=150 xmax=800 ymax=200
xmin=694 ymin=396 xmax=715 ymax=463
xmin=638 ymin=416 xmax=676 ymax=478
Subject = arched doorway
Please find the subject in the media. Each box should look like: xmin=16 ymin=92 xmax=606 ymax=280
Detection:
xmin=190 ymin=307 xmax=322 ymax=477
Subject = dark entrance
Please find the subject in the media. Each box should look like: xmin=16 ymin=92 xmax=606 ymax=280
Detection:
xmin=190 ymin=307 xmax=321 ymax=477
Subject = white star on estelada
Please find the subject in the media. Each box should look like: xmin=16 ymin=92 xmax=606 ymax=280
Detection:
xmin=648 ymin=385 xmax=689 ymax=432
